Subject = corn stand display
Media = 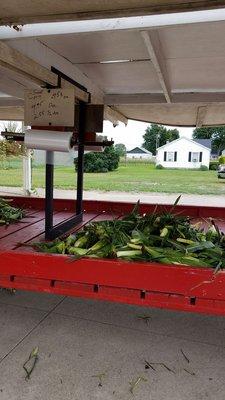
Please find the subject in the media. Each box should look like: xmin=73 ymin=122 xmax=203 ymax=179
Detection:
xmin=1 ymin=196 xmax=225 ymax=316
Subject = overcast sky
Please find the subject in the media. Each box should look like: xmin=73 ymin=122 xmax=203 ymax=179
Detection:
xmin=103 ymin=120 xmax=193 ymax=150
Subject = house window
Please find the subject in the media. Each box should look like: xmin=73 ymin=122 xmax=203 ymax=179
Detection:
xmin=167 ymin=152 xmax=174 ymax=162
xmin=188 ymin=152 xmax=203 ymax=162
xmin=164 ymin=151 xmax=177 ymax=162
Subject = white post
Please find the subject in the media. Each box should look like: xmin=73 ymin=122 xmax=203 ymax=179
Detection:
xmin=22 ymin=122 xmax=32 ymax=196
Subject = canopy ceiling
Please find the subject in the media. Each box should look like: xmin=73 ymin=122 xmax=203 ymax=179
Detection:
xmin=1 ymin=6 xmax=225 ymax=126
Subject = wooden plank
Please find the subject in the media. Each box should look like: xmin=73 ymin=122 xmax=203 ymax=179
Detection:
xmin=0 ymin=106 xmax=24 ymax=121
xmin=104 ymin=92 xmax=225 ymax=105
xmin=0 ymin=210 xmax=45 ymax=240
xmin=196 ymin=106 xmax=208 ymax=128
xmin=1 ymin=1 xmax=225 ymax=25
xmin=60 ymin=79 xmax=89 ymax=103
xmin=104 ymin=106 xmax=128 ymax=125
xmin=0 ymin=211 xmax=68 ymax=251
xmin=141 ymin=30 xmax=171 ymax=103
xmin=15 ymin=211 xmax=102 ymax=253
xmin=0 ymin=41 xmax=58 ymax=86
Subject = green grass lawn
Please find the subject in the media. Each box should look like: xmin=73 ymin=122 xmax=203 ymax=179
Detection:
xmin=0 ymin=160 xmax=224 ymax=195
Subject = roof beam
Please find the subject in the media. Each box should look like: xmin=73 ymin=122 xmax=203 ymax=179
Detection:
xmin=1 ymin=1 xmax=225 ymax=25
xmin=104 ymin=106 xmax=128 ymax=125
xmin=3 ymin=10 xmax=225 ymax=40
xmin=0 ymin=40 xmax=58 ymax=86
xmin=0 ymin=40 xmax=99 ymax=103
xmin=196 ymin=106 xmax=208 ymax=127
xmin=0 ymin=106 xmax=24 ymax=120
xmin=141 ymin=30 xmax=171 ymax=103
xmin=0 ymin=98 xmax=24 ymax=107
xmin=104 ymin=92 xmax=225 ymax=105
xmin=7 ymin=38 xmax=104 ymax=104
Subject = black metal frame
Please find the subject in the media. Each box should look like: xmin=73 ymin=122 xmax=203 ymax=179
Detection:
xmin=45 ymin=101 xmax=87 ymax=240
xmin=44 ymin=68 xmax=90 ymax=240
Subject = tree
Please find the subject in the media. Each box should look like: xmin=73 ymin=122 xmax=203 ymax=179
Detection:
xmin=193 ymin=126 xmax=225 ymax=155
xmin=3 ymin=121 xmax=21 ymax=133
xmin=114 ymin=143 xmax=126 ymax=157
xmin=75 ymin=145 xmax=119 ymax=173
xmin=142 ymin=124 xmax=179 ymax=155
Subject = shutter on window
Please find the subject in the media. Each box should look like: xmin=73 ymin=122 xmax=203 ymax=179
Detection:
xmin=199 ymin=152 xmax=203 ymax=162
xmin=188 ymin=152 xmax=192 ymax=162
xmin=164 ymin=151 xmax=167 ymax=161
xmin=174 ymin=152 xmax=177 ymax=162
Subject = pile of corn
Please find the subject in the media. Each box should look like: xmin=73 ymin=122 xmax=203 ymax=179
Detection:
xmin=0 ymin=198 xmax=24 ymax=225
xmin=34 ymin=199 xmax=225 ymax=270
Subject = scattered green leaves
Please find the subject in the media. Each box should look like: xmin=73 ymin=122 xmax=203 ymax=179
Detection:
xmin=0 ymin=198 xmax=24 ymax=225
xmin=23 ymin=347 xmax=39 ymax=380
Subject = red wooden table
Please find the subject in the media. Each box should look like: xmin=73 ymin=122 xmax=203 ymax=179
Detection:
xmin=1 ymin=196 xmax=225 ymax=316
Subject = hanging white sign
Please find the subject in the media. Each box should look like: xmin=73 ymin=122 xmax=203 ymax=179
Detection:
xmin=24 ymin=88 xmax=75 ymax=126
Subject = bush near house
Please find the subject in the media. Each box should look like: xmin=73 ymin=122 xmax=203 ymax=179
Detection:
xmin=209 ymin=161 xmax=219 ymax=170
xmin=218 ymin=155 xmax=225 ymax=164
xmin=200 ymin=165 xmax=208 ymax=171
xmin=74 ymin=146 xmax=119 ymax=173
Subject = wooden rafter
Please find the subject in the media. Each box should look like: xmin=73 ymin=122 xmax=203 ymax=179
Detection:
xmin=196 ymin=106 xmax=208 ymax=127
xmin=141 ymin=30 xmax=171 ymax=103
xmin=0 ymin=41 xmax=58 ymax=86
xmin=105 ymin=92 xmax=225 ymax=105
xmin=104 ymin=106 xmax=128 ymax=125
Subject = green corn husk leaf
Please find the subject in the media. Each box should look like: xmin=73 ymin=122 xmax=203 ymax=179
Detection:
xmin=68 ymin=247 xmax=88 ymax=256
xmin=186 ymin=241 xmax=215 ymax=253
xmin=116 ymin=250 xmax=142 ymax=258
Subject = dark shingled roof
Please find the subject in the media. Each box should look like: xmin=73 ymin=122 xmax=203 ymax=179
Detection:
xmin=127 ymin=147 xmax=151 ymax=154
xmin=193 ymin=139 xmax=212 ymax=149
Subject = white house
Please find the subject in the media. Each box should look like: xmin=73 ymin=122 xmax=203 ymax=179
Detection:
xmin=156 ymin=137 xmax=211 ymax=169
xmin=126 ymin=147 xmax=153 ymax=160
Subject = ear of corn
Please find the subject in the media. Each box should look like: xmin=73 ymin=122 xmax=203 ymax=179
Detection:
xmin=32 ymin=197 xmax=225 ymax=270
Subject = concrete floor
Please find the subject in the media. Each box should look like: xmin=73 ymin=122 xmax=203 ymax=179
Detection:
xmin=0 ymin=290 xmax=224 ymax=400
xmin=1 ymin=186 xmax=225 ymax=206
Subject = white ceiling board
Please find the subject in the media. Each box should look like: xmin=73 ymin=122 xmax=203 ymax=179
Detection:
xmin=167 ymin=57 xmax=225 ymax=91
xmin=77 ymin=61 xmax=162 ymax=93
xmin=40 ymin=30 xmax=149 ymax=63
xmin=158 ymin=21 xmax=225 ymax=59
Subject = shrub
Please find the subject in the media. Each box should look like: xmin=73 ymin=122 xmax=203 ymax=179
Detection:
xmin=155 ymin=164 xmax=164 ymax=169
xmin=74 ymin=145 xmax=119 ymax=173
xmin=200 ymin=165 xmax=208 ymax=171
xmin=218 ymin=155 xmax=225 ymax=164
xmin=209 ymin=161 xmax=219 ymax=170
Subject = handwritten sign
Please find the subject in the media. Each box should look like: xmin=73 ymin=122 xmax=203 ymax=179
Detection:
xmin=24 ymin=88 xmax=75 ymax=126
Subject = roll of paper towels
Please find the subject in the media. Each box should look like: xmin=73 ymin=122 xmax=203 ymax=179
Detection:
xmin=25 ymin=130 xmax=73 ymax=152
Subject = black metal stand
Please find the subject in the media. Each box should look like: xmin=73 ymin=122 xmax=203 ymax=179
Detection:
xmin=45 ymin=151 xmax=54 ymax=234
xmin=45 ymin=102 xmax=86 ymax=240
xmin=76 ymin=102 xmax=85 ymax=216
